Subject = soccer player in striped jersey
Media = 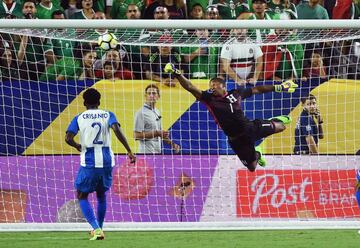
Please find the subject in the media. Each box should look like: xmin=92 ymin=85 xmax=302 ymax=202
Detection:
xmin=165 ymin=63 xmax=297 ymax=172
xmin=65 ymin=88 xmax=136 ymax=240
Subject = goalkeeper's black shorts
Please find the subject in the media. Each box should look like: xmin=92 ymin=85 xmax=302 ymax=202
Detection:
xmin=228 ymin=119 xmax=275 ymax=166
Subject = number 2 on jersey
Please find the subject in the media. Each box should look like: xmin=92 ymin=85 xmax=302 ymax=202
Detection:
xmin=92 ymin=122 xmax=103 ymax=144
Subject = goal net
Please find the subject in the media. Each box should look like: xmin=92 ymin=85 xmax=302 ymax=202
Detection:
xmin=0 ymin=20 xmax=360 ymax=230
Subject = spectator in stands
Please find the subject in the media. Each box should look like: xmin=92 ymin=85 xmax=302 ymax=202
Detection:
xmin=50 ymin=9 xmax=66 ymax=34
xmin=22 ymin=0 xmax=37 ymax=19
xmin=41 ymin=43 xmax=96 ymax=81
xmin=294 ymin=94 xmax=324 ymax=155
xmin=140 ymin=5 xmax=170 ymax=40
xmin=95 ymin=60 xmax=134 ymax=80
xmin=19 ymin=0 xmax=56 ymax=81
xmin=109 ymin=0 xmax=145 ymax=19
xmin=290 ymin=0 xmax=301 ymax=5
xmin=61 ymin=0 xmax=79 ymax=19
xmin=206 ymin=5 xmax=220 ymax=19
xmin=125 ymin=3 xmax=141 ymax=19
xmin=220 ymin=28 xmax=263 ymax=85
xmin=303 ymin=52 xmax=327 ymax=79
xmin=187 ymin=0 xmax=207 ymax=16
xmin=92 ymin=0 xmax=105 ymax=12
xmin=134 ymin=84 xmax=180 ymax=154
xmin=119 ymin=4 xmax=143 ymax=79
xmin=93 ymin=11 xmax=107 ymax=35
xmin=0 ymin=40 xmax=22 ymax=81
xmin=262 ymin=29 xmax=304 ymax=81
xmin=180 ymin=29 xmax=219 ymax=79
xmin=323 ymin=0 xmax=335 ymax=18
xmin=77 ymin=44 xmax=97 ymax=80
xmin=187 ymin=3 xmax=205 ymax=35
xmin=36 ymin=0 xmax=63 ymax=19
xmin=153 ymin=5 xmax=170 ymax=19
xmin=51 ymin=10 xmax=76 ymax=59
xmin=246 ymin=0 xmax=277 ymax=42
xmin=94 ymin=49 xmax=134 ymax=79
xmin=0 ymin=0 xmax=22 ymax=19
xmin=296 ymin=0 xmax=329 ymax=19
xmin=139 ymin=6 xmax=173 ymax=56
xmin=332 ymin=0 xmax=352 ymax=19
xmin=216 ymin=0 xmax=249 ymax=19
xmin=51 ymin=10 xmax=75 ymax=60
xmin=297 ymin=1 xmax=330 ymax=74
xmin=205 ymin=6 xmax=230 ymax=40
xmin=143 ymin=0 xmax=186 ymax=19
xmin=144 ymin=34 xmax=181 ymax=87
xmin=71 ymin=0 xmax=95 ymax=19
xmin=266 ymin=0 xmax=298 ymax=19
xmin=350 ymin=0 xmax=360 ymax=19
xmin=189 ymin=3 xmax=204 ymax=19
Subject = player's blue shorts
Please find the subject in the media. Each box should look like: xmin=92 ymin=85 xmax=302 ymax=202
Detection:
xmin=75 ymin=166 xmax=113 ymax=193
xmin=356 ymin=169 xmax=360 ymax=181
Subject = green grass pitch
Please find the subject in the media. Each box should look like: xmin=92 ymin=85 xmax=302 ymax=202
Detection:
xmin=0 ymin=230 xmax=359 ymax=248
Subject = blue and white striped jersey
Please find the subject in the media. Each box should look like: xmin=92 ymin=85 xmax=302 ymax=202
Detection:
xmin=66 ymin=109 xmax=119 ymax=168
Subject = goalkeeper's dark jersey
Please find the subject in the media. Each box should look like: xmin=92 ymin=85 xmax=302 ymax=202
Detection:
xmin=200 ymin=88 xmax=253 ymax=137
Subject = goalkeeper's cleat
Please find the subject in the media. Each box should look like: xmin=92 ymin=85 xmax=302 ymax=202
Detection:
xmin=255 ymin=146 xmax=266 ymax=167
xmin=269 ymin=115 xmax=292 ymax=125
xmin=89 ymin=228 xmax=105 ymax=240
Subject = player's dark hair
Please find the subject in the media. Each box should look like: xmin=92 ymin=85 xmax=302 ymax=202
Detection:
xmin=23 ymin=0 xmax=36 ymax=6
xmin=301 ymin=94 xmax=317 ymax=104
xmin=83 ymin=88 xmax=101 ymax=106
xmin=74 ymin=42 xmax=95 ymax=60
xmin=209 ymin=77 xmax=226 ymax=86
xmin=76 ymin=0 xmax=97 ymax=10
xmin=145 ymin=84 xmax=160 ymax=96
xmin=51 ymin=9 xmax=65 ymax=19
xmin=103 ymin=60 xmax=118 ymax=69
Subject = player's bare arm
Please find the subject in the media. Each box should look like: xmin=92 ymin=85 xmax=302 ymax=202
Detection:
xmin=251 ymin=85 xmax=276 ymax=95
xmin=164 ymin=63 xmax=202 ymax=99
xmin=134 ymin=130 xmax=168 ymax=140
xmin=314 ymin=109 xmax=324 ymax=139
xmin=221 ymin=58 xmax=246 ymax=86
xmin=162 ymin=136 xmax=181 ymax=153
xmin=111 ymin=123 xmax=136 ymax=163
xmin=306 ymin=135 xmax=319 ymax=154
xmin=134 ymin=130 xmax=174 ymax=144
xmin=174 ymin=74 xmax=202 ymax=99
xmin=252 ymin=80 xmax=298 ymax=95
xmin=65 ymin=132 xmax=81 ymax=152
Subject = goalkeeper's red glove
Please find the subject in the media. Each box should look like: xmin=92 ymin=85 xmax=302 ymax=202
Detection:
xmin=164 ymin=63 xmax=181 ymax=75
xmin=274 ymin=80 xmax=298 ymax=93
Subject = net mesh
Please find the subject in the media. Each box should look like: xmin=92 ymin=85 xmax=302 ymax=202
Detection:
xmin=0 ymin=25 xmax=359 ymax=225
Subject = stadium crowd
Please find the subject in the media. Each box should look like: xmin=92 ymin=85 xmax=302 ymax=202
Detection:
xmin=0 ymin=0 xmax=358 ymax=83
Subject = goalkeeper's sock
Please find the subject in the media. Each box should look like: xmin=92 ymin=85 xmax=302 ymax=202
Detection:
xmin=255 ymin=146 xmax=266 ymax=167
xmin=269 ymin=115 xmax=292 ymax=125
xmin=97 ymin=194 xmax=107 ymax=229
xmin=79 ymin=199 xmax=100 ymax=230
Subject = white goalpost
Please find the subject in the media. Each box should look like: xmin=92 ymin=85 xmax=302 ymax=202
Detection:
xmin=0 ymin=19 xmax=360 ymax=231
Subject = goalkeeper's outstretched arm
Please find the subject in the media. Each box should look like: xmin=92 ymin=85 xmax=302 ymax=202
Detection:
xmin=252 ymin=80 xmax=299 ymax=94
xmin=164 ymin=63 xmax=202 ymax=99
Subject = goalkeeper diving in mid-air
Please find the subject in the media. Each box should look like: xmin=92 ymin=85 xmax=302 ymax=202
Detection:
xmin=164 ymin=63 xmax=298 ymax=172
